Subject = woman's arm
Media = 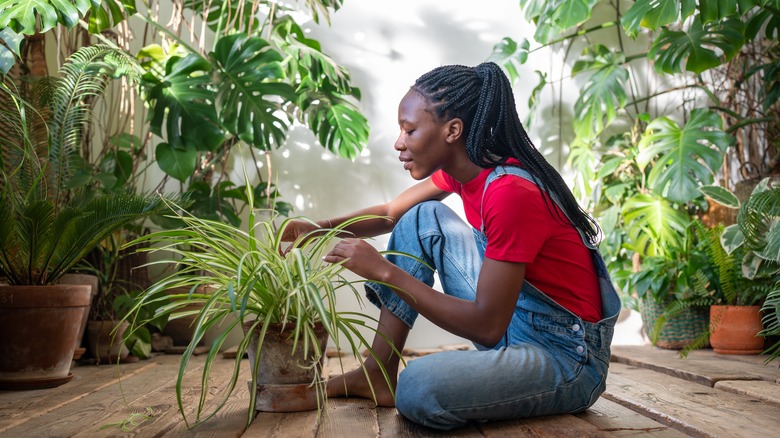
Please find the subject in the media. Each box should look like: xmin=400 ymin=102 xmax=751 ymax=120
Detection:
xmin=326 ymin=239 xmax=526 ymax=347
xmin=282 ymin=178 xmax=449 ymax=241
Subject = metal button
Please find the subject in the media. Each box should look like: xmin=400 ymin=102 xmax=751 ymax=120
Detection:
xmin=572 ymin=324 xmax=581 ymax=332
xmin=576 ymin=345 xmax=585 ymax=354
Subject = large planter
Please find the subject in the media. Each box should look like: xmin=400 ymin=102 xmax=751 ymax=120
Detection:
xmin=87 ymin=320 xmax=130 ymax=364
xmin=710 ymin=305 xmax=765 ymax=355
xmin=243 ymin=321 xmax=329 ymax=412
xmin=639 ymin=298 xmax=710 ymax=349
xmin=0 ymin=285 xmax=91 ymax=389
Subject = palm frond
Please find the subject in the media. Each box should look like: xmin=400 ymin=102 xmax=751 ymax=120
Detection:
xmin=46 ymin=45 xmax=138 ymax=208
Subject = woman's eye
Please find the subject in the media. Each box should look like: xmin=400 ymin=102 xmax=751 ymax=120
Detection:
xmin=406 ymin=130 xmax=415 ymax=135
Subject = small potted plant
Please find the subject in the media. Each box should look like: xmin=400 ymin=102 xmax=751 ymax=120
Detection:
xmin=0 ymin=45 xmax=170 ymax=388
xmin=78 ymin=229 xmax=164 ymax=363
xmin=125 ymin=179 xmax=401 ymax=428
xmin=700 ymin=179 xmax=780 ymax=354
xmin=630 ymin=221 xmax=717 ymax=350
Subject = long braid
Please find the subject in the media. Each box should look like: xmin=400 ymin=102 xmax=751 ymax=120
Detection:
xmin=411 ymin=62 xmax=601 ymax=246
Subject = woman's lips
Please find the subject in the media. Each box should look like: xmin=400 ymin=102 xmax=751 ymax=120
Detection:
xmin=403 ymin=161 xmax=412 ymax=170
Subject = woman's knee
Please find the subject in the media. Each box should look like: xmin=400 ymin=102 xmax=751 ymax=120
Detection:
xmin=395 ymin=360 xmax=466 ymax=430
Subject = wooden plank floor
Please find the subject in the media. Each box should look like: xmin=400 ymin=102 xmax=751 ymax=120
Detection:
xmin=1 ymin=345 xmax=778 ymax=437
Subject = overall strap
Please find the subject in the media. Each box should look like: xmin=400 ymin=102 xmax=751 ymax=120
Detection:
xmin=480 ymin=165 xmax=597 ymax=250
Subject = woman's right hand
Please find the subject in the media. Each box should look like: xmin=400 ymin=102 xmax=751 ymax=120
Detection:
xmin=280 ymin=219 xmax=322 ymax=243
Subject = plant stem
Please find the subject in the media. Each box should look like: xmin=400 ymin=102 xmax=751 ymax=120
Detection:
xmin=530 ymin=21 xmax=619 ymax=53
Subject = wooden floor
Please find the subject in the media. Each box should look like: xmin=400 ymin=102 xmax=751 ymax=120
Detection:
xmin=1 ymin=345 xmax=779 ymax=437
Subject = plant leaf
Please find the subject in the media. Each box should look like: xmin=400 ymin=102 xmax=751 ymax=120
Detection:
xmin=155 ymin=142 xmax=196 ymax=182
xmin=0 ymin=0 xmax=92 ymax=33
xmin=488 ymin=37 xmax=529 ymax=85
xmin=572 ymin=45 xmax=628 ymax=140
xmin=699 ymin=185 xmax=740 ymax=208
xmin=650 ymin=17 xmax=745 ymax=74
xmin=637 ymin=108 xmax=730 ymax=204
xmin=141 ymin=53 xmax=224 ymax=151
xmin=622 ymin=193 xmax=690 ymax=256
xmin=622 ymin=0 xmax=695 ymax=38
xmin=212 ymin=33 xmax=293 ymax=150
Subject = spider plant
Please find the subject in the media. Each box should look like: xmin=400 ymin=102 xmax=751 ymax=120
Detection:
xmin=0 ymin=45 xmax=171 ymax=286
xmin=124 ymin=181 xmax=404 ymax=428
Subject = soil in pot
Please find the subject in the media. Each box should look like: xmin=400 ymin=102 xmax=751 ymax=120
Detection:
xmin=710 ymin=305 xmax=765 ymax=355
xmin=0 ymin=285 xmax=91 ymax=389
xmin=243 ymin=321 xmax=329 ymax=412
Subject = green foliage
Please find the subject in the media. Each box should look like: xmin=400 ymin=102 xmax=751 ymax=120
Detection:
xmin=571 ymin=44 xmax=629 ymax=141
xmin=637 ymin=109 xmax=730 ymax=204
xmin=0 ymin=46 xmax=171 ymax=285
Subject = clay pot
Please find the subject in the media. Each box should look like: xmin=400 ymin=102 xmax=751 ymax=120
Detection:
xmin=87 ymin=320 xmax=130 ymax=363
xmin=57 ymin=273 xmax=99 ymax=360
xmin=243 ymin=321 xmax=329 ymax=412
xmin=709 ymin=305 xmax=765 ymax=355
xmin=0 ymin=285 xmax=91 ymax=389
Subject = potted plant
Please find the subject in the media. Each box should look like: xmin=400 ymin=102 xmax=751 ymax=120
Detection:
xmin=629 ymin=220 xmax=717 ymax=350
xmin=77 ymin=229 xmax=164 ymax=364
xmin=701 ymin=179 xmax=780 ymax=354
xmin=0 ymin=45 xmax=170 ymax=389
xmin=124 ymin=180 xmax=401 ymax=428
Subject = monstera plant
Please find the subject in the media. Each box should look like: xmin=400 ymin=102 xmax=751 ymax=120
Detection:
xmin=1 ymin=0 xmax=367 ymax=227
xmin=490 ymin=0 xmax=780 ymax=297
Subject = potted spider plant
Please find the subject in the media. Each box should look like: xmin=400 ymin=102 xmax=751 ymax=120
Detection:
xmin=0 ymin=45 xmax=171 ymax=388
xmin=124 ymin=179 xmax=400 ymax=428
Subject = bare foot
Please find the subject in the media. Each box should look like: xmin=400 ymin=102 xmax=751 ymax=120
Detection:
xmin=326 ymin=365 xmax=396 ymax=407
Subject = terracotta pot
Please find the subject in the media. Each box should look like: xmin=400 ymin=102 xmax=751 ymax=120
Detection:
xmin=87 ymin=320 xmax=130 ymax=363
xmin=162 ymin=286 xmax=210 ymax=347
xmin=0 ymin=285 xmax=91 ymax=389
xmin=57 ymin=273 xmax=99 ymax=360
xmin=243 ymin=321 xmax=329 ymax=412
xmin=710 ymin=305 xmax=765 ymax=355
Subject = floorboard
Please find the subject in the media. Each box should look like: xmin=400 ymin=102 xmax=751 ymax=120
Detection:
xmin=2 ymin=346 xmax=779 ymax=437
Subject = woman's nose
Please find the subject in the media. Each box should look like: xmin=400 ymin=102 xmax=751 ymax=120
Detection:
xmin=394 ymin=133 xmax=405 ymax=151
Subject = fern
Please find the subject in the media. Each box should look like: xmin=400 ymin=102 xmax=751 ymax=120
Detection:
xmin=696 ymin=221 xmax=741 ymax=305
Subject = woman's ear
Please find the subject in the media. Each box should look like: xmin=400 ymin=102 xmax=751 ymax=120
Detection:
xmin=445 ymin=118 xmax=464 ymax=143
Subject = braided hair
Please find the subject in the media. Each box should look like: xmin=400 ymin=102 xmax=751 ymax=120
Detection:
xmin=411 ymin=62 xmax=601 ymax=246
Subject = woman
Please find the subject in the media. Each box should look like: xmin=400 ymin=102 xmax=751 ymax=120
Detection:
xmin=282 ymin=62 xmax=621 ymax=430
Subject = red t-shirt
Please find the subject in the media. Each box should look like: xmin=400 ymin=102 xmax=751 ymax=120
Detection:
xmin=431 ymin=165 xmax=602 ymax=322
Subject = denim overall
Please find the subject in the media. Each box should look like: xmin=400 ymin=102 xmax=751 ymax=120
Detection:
xmin=364 ymin=165 xmax=621 ymax=430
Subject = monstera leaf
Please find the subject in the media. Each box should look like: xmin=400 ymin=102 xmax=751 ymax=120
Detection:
xmin=0 ymin=0 xmax=97 ymax=33
xmin=637 ymin=108 xmax=729 ymax=204
xmin=273 ymin=17 xmax=368 ymax=158
xmin=489 ymin=37 xmax=530 ymax=85
xmin=621 ymin=0 xmax=696 ymax=38
xmin=296 ymin=80 xmax=368 ymax=160
xmin=520 ymin=0 xmax=599 ymax=43
xmin=0 ymin=27 xmax=21 ymax=74
xmin=141 ymin=54 xmax=224 ymax=152
xmin=571 ymin=45 xmax=628 ymax=141
xmin=650 ymin=16 xmax=744 ymax=74
xmin=212 ymin=33 xmax=293 ymax=150
xmin=622 ymin=193 xmax=691 ymax=257
xmin=87 ymin=0 xmax=135 ymax=33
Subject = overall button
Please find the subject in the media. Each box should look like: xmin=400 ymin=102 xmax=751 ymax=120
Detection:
xmin=575 ymin=345 xmax=585 ymax=354
xmin=571 ymin=324 xmax=581 ymax=332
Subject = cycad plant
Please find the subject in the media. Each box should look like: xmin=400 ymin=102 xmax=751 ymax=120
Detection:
xmin=124 ymin=176 xmax=403 ymax=428
xmin=0 ymin=45 xmax=170 ymax=286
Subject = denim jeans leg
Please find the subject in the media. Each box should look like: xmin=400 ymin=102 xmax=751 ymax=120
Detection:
xmin=364 ymin=200 xmax=482 ymax=328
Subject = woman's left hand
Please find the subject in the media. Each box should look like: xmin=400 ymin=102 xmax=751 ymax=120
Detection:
xmin=324 ymin=238 xmax=391 ymax=282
